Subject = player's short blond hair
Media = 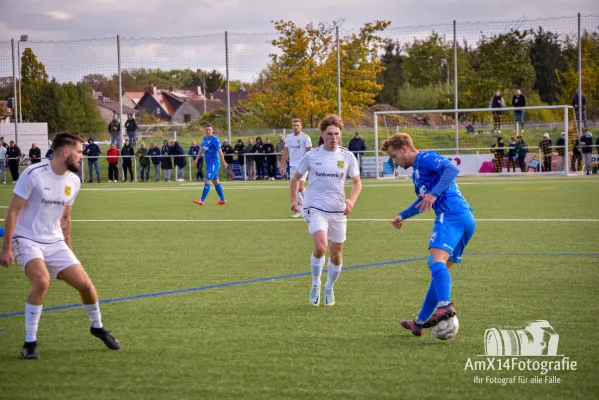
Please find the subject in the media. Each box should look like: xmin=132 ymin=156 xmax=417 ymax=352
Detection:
xmin=319 ymin=114 xmax=344 ymax=132
xmin=381 ymin=133 xmax=416 ymax=152
xmin=292 ymin=118 xmax=302 ymax=125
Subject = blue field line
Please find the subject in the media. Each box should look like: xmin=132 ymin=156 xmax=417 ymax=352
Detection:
xmin=0 ymin=329 xmax=6 ymax=333
xmin=0 ymin=252 xmax=596 ymax=320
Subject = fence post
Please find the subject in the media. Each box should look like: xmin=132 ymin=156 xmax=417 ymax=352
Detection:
xmin=11 ymin=39 xmax=19 ymax=146
xmin=117 ymin=35 xmax=124 ymax=149
xmin=336 ymin=25 xmax=342 ymax=118
xmin=189 ymin=156 xmax=192 ymax=182
xmin=453 ymin=20 xmax=459 ymax=155
xmin=134 ymin=156 xmax=137 ymax=183
xmin=577 ymin=13 xmax=582 ymax=136
xmin=564 ymin=106 xmax=570 ymax=176
xmin=225 ymin=31 xmax=232 ymax=144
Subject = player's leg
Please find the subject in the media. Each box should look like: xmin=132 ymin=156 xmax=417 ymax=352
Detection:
xmin=21 ymin=258 xmax=51 ymax=359
xmin=194 ymin=165 xmax=215 ymax=204
xmin=307 ymin=211 xmax=329 ymax=307
xmin=323 ymin=215 xmax=347 ymax=306
xmin=213 ymin=177 xmax=226 ymax=204
xmin=58 ymin=264 xmax=120 ymax=350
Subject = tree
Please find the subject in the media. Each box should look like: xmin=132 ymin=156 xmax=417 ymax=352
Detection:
xmin=376 ymin=42 xmax=407 ymax=105
xmin=404 ymin=32 xmax=452 ymax=88
xmin=20 ymin=48 xmax=49 ymax=121
xmin=530 ymin=28 xmax=569 ymax=104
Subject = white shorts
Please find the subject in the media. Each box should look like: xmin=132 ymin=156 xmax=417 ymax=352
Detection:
xmin=12 ymin=237 xmax=80 ymax=279
xmin=304 ymin=209 xmax=347 ymax=243
xmin=290 ymin=166 xmax=308 ymax=182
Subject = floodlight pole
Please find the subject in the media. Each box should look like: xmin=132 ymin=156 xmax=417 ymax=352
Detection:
xmin=336 ymin=25 xmax=342 ymax=118
xmin=11 ymin=39 xmax=19 ymax=144
xmin=453 ymin=20 xmax=459 ymax=155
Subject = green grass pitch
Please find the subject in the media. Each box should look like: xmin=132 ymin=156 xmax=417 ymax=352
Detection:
xmin=0 ymin=176 xmax=598 ymax=399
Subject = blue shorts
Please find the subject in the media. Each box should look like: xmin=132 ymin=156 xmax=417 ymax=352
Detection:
xmin=429 ymin=211 xmax=476 ymax=263
xmin=206 ymin=163 xmax=220 ymax=181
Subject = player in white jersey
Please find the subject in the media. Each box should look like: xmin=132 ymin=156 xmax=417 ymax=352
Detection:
xmin=0 ymin=132 xmax=120 ymax=360
xmin=280 ymin=118 xmax=313 ymax=218
xmin=291 ymin=115 xmax=362 ymax=307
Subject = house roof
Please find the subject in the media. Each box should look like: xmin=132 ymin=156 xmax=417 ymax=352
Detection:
xmin=123 ymin=92 xmax=145 ymax=104
xmin=211 ymin=90 xmax=252 ymax=107
xmin=186 ymin=99 xmax=226 ymax=114
xmin=95 ymin=98 xmax=137 ymax=115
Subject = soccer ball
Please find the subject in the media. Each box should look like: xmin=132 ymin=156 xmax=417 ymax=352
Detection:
xmin=430 ymin=316 xmax=459 ymax=340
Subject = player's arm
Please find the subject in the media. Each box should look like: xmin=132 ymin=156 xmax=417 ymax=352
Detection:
xmin=344 ymin=175 xmax=362 ymax=215
xmin=290 ymin=171 xmax=303 ymax=212
xmin=218 ymin=148 xmax=228 ymax=168
xmin=61 ymin=206 xmax=73 ymax=250
xmin=279 ymin=147 xmax=289 ymax=174
xmin=417 ymin=162 xmax=460 ymax=212
xmin=0 ymin=194 xmax=27 ymax=266
xmin=194 ymin=148 xmax=204 ymax=164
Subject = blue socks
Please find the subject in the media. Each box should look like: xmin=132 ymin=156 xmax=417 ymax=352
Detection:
xmin=430 ymin=261 xmax=451 ymax=304
xmin=215 ymin=183 xmax=225 ymax=201
xmin=417 ymin=281 xmax=437 ymax=323
xmin=201 ymin=183 xmax=210 ymax=202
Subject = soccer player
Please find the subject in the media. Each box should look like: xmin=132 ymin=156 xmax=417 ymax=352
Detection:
xmin=291 ymin=115 xmax=362 ymax=307
xmin=193 ymin=123 xmax=229 ymax=205
xmin=0 ymin=132 xmax=120 ymax=359
xmin=280 ymin=118 xmax=313 ymax=218
xmin=381 ymin=133 xmax=476 ymax=336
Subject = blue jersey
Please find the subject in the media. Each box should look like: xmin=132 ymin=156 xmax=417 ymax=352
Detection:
xmin=202 ymin=135 xmax=221 ymax=165
xmin=412 ymin=151 xmax=471 ymax=215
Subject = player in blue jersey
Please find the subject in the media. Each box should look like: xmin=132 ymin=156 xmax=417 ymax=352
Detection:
xmin=193 ymin=123 xmax=229 ymax=205
xmin=381 ymin=133 xmax=476 ymax=336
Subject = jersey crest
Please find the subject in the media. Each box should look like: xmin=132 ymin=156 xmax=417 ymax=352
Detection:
xmin=65 ymin=186 xmax=71 ymax=196
xmin=337 ymin=160 xmax=344 ymax=169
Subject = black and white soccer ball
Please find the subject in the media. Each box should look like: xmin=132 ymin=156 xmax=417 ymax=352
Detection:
xmin=430 ymin=316 xmax=459 ymax=340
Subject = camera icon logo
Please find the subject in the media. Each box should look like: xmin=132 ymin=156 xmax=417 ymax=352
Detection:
xmin=484 ymin=320 xmax=559 ymax=356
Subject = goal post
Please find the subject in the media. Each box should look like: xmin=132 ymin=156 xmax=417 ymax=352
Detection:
xmin=373 ymin=105 xmax=576 ymax=179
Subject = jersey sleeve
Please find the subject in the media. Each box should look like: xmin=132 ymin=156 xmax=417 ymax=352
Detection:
xmin=213 ymin=137 xmax=221 ymax=150
xmin=67 ymin=181 xmax=81 ymax=206
xmin=347 ymin=153 xmax=360 ymax=178
xmin=304 ymin=135 xmax=313 ymax=149
xmin=420 ymin=152 xmax=450 ymax=177
xmin=13 ymin=170 xmax=34 ymax=200
xmin=296 ymin=152 xmax=310 ymax=175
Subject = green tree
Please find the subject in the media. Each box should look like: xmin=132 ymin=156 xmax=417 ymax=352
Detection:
xmin=20 ymin=48 xmax=49 ymax=121
xmin=530 ymin=28 xmax=569 ymax=104
xmin=376 ymin=42 xmax=407 ymax=105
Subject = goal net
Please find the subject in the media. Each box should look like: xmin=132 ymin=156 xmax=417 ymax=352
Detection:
xmin=372 ymin=106 xmax=579 ymax=179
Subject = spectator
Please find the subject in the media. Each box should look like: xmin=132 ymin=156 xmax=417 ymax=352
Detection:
xmin=264 ymin=138 xmax=276 ymax=180
xmin=555 ymin=132 xmax=566 ymax=171
xmin=147 ymin=143 xmax=161 ymax=181
xmin=173 ymin=141 xmax=187 ymax=182
xmin=45 ymin=148 xmax=53 ymax=161
xmin=188 ymin=141 xmax=203 ymax=181
xmin=572 ymin=88 xmax=588 ymax=133
xmin=275 ymin=135 xmax=285 ymax=166
xmin=581 ymin=129 xmax=593 ymax=175
xmin=571 ymin=137 xmax=583 ymax=172
xmin=124 ymin=113 xmax=138 ymax=147
xmin=539 ymin=133 xmax=553 ymax=172
xmin=348 ymin=132 xmax=367 ymax=173
xmin=234 ymin=139 xmax=245 ymax=178
xmin=489 ymin=90 xmax=505 ymax=133
xmin=0 ymin=140 xmax=6 ymax=184
xmin=245 ymin=137 xmax=256 ymax=180
xmin=29 ymin=143 xmax=41 ymax=164
xmin=161 ymin=140 xmax=172 ymax=182
xmin=121 ymin=138 xmax=135 ymax=182
xmin=85 ymin=138 xmax=101 ymax=183
xmin=0 ymin=137 xmax=8 ymax=150
xmin=490 ymin=137 xmax=505 ymax=173
xmin=221 ymin=140 xmax=235 ymax=180
xmin=515 ymin=135 xmax=528 ymax=172
xmin=254 ymin=137 xmax=266 ymax=180
xmin=6 ymin=141 xmax=21 ymax=183
xmin=106 ymin=143 xmax=120 ymax=183
xmin=108 ymin=114 xmax=121 ymax=148
xmin=512 ymin=89 xmax=526 ymax=132
xmin=507 ymin=136 xmax=517 ymax=173
xmin=136 ymin=142 xmax=150 ymax=182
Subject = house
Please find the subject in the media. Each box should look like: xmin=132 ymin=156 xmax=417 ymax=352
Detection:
xmin=135 ymin=86 xmax=206 ymax=121
xmin=94 ymin=93 xmax=137 ymax=124
xmin=0 ymin=100 xmax=13 ymax=123
xmin=172 ymin=99 xmax=226 ymax=123
xmin=210 ymin=88 xmax=252 ymax=107
xmin=122 ymin=92 xmax=144 ymax=108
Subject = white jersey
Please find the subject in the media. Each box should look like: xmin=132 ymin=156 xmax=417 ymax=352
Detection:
xmin=285 ymin=132 xmax=312 ymax=167
xmin=296 ymin=146 xmax=359 ymax=213
xmin=13 ymin=161 xmax=81 ymax=244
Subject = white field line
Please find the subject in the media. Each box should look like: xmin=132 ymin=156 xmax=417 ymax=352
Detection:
xmin=71 ymin=218 xmax=599 ymax=223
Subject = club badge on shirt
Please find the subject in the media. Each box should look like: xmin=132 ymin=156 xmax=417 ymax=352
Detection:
xmin=337 ymin=160 xmax=344 ymax=169
xmin=65 ymin=186 xmax=71 ymax=196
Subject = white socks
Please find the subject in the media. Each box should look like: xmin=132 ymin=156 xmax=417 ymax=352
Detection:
xmin=311 ymin=254 xmax=325 ymax=286
xmin=84 ymin=302 xmax=103 ymax=329
xmin=325 ymin=260 xmax=343 ymax=290
xmin=25 ymin=303 xmax=43 ymax=343
xmin=297 ymin=190 xmax=304 ymax=213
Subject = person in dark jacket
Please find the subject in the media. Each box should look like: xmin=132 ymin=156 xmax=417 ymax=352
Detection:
xmin=108 ymin=114 xmax=121 ymax=147
xmin=6 ymin=141 xmax=21 ymax=182
xmin=489 ymin=90 xmax=505 ymax=133
xmin=121 ymin=139 xmax=135 ymax=182
xmin=254 ymin=137 xmax=266 ymax=180
xmin=571 ymin=138 xmax=582 ymax=172
xmin=124 ymin=114 xmax=138 ymax=147
xmin=539 ymin=133 xmax=553 ymax=172
xmin=515 ymin=135 xmax=528 ymax=172
xmin=264 ymin=138 xmax=276 ymax=180
xmin=555 ymin=133 xmax=566 ymax=172
xmin=148 ymin=143 xmax=161 ymax=181
xmin=44 ymin=148 xmax=53 ymax=160
xmin=507 ymin=136 xmax=517 ymax=173
xmin=234 ymin=139 xmax=245 ymax=177
xmin=173 ymin=141 xmax=187 ymax=182
xmin=580 ymin=129 xmax=593 ymax=175
xmin=490 ymin=137 xmax=505 ymax=173
xmin=160 ymin=140 xmax=172 ymax=182
xmin=136 ymin=142 xmax=150 ymax=182
xmin=245 ymin=138 xmax=256 ymax=180
xmin=85 ymin=138 xmax=102 ymax=183
xmin=29 ymin=143 xmax=41 ymax=164
xmin=188 ymin=141 xmax=203 ymax=181
xmin=348 ymin=132 xmax=367 ymax=173
xmin=572 ymin=89 xmax=588 ymax=133
xmin=512 ymin=89 xmax=526 ymax=131
xmin=221 ymin=140 xmax=235 ymax=180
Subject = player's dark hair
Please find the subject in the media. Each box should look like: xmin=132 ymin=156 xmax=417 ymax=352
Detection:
xmin=381 ymin=133 xmax=415 ymax=152
xmin=51 ymin=132 xmax=85 ymax=152
xmin=205 ymin=123 xmax=213 ymax=128
xmin=319 ymin=114 xmax=343 ymax=132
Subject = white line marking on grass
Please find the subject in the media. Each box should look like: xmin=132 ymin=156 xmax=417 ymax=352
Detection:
xmin=71 ymin=218 xmax=599 ymax=223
